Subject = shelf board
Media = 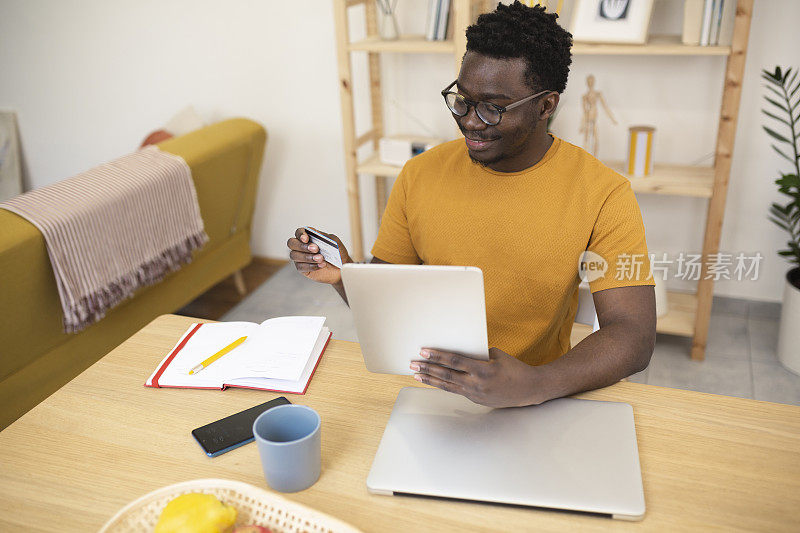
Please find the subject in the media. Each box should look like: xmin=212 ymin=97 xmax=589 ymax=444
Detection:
xmin=348 ymin=35 xmax=455 ymax=54
xmin=357 ymin=155 xmax=403 ymax=177
xmin=571 ymin=290 xmax=697 ymax=346
xmin=656 ymin=291 xmax=698 ymax=337
xmin=359 ymin=156 xmax=715 ymax=198
xmin=570 ymin=323 xmax=594 ymax=348
xmin=606 ymin=161 xmax=715 ymax=198
xmin=572 ymin=35 xmax=731 ymax=56
xmin=349 ymin=35 xmax=730 ymax=56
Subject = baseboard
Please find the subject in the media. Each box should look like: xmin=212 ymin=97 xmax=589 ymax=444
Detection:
xmin=251 ymin=256 xmax=289 ymax=266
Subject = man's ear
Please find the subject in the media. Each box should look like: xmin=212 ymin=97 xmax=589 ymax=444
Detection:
xmin=539 ymin=92 xmax=560 ymax=121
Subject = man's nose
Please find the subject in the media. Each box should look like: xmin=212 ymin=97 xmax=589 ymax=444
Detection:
xmin=458 ymin=105 xmax=487 ymax=131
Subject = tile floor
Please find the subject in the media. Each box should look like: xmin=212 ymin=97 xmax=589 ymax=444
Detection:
xmin=223 ymin=266 xmax=800 ymax=406
xmin=627 ymin=297 xmax=800 ymax=405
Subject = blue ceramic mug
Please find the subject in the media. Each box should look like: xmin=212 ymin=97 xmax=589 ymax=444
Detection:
xmin=252 ymin=404 xmax=321 ymax=492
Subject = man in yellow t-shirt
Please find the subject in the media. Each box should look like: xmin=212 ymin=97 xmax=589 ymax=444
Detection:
xmin=287 ymin=2 xmax=656 ymax=408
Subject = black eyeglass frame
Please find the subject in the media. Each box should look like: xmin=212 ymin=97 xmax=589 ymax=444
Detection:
xmin=441 ymin=79 xmax=551 ymax=126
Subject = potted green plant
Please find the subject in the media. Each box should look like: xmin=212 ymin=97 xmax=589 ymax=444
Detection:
xmin=763 ymin=66 xmax=800 ymax=374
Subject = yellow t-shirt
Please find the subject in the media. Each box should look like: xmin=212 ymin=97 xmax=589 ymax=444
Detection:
xmin=371 ymin=135 xmax=655 ymax=366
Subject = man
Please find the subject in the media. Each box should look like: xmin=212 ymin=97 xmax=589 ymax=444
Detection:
xmin=288 ymin=2 xmax=655 ymax=408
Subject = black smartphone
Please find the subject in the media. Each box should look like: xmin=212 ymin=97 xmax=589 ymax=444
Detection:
xmin=191 ymin=397 xmax=291 ymax=457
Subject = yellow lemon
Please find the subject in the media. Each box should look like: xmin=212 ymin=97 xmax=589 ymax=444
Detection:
xmin=154 ymin=493 xmax=237 ymax=533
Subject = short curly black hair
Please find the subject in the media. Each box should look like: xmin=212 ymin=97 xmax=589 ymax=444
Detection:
xmin=465 ymin=1 xmax=573 ymax=94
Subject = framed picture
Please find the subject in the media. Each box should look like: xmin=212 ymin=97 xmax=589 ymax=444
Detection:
xmin=0 ymin=111 xmax=23 ymax=201
xmin=570 ymin=0 xmax=655 ymax=45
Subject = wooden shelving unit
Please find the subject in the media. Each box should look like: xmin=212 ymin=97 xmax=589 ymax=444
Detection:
xmin=333 ymin=0 xmax=753 ymax=360
xmin=360 ymin=155 xmax=716 ymax=198
xmin=572 ymin=34 xmax=731 ymax=56
xmin=348 ymin=35 xmax=457 ymax=53
xmin=347 ymin=32 xmax=732 ymax=56
xmin=574 ymin=290 xmax=697 ymax=347
xmin=607 ymin=162 xmax=715 ymax=198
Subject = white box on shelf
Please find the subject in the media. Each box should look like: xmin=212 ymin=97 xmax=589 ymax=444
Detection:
xmin=379 ymin=136 xmax=443 ymax=167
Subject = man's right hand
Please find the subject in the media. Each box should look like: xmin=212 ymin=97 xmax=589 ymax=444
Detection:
xmin=287 ymin=227 xmax=352 ymax=285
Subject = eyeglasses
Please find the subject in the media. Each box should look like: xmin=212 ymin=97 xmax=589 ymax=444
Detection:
xmin=441 ymin=80 xmax=551 ymax=126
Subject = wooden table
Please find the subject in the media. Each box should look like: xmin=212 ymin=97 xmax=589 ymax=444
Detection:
xmin=1 ymin=314 xmax=799 ymax=532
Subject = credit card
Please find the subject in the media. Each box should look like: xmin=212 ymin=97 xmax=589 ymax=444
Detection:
xmin=304 ymin=227 xmax=343 ymax=268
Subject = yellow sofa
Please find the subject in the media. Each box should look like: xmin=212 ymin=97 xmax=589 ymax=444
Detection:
xmin=0 ymin=118 xmax=266 ymax=430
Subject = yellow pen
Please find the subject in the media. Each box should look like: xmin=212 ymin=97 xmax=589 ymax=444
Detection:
xmin=189 ymin=336 xmax=247 ymax=375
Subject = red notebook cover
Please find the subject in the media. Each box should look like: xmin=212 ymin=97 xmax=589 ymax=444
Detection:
xmin=145 ymin=323 xmax=332 ymax=395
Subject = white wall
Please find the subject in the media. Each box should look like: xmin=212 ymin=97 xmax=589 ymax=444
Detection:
xmin=1 ymin=0 xmax=797 ymax=302
xmin=0 ymin=0 xmax=350 ymax=264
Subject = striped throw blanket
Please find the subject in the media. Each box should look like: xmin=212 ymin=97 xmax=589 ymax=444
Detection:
xmin=0 ymin=146 xmax=208 ymax=332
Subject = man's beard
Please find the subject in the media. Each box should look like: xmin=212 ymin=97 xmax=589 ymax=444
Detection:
xmin=467 ymin=151 xmax=502 ymax=167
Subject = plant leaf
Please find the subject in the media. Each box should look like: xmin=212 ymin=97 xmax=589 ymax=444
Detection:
xmin=779 ymin=250 xmax=795 ymax=256
xmin=771 ymin=144 xmax=796 ymax=164
xmin=771 ymin=203 xmax=789 ymax=215
xmin=762 ymin=67 xmax=780 ymax=82
xmin=762 ymin=109 xmax=792 ymax=127
xmin=762 ymin=73 xmax=783 ymax=87
xmin=771 ymin=210 xmax=789 ymax=222
xmin=769 ymin=217 xmax=789 ymax=230
xmin=764 ymin=126 xmax=793 ymax=144
xmin=765 ymin=95 xmax=789 ymax=113
xmin=787 ymin=78 xmax=800 ymax=104
xmin=791 ymin=79 xmax=800 ymax=99
xmin=784 ymin=67 xmax=794 ymax=83
xmin=765 ymin=84 xmax=785 ymax=99
xmin=777 ymin=174 xmax=800 ymax=188
xmin=765 ymin=84 xmax=786 ymax=98
xmin=788 ymin=70 xmax=798 ymax=90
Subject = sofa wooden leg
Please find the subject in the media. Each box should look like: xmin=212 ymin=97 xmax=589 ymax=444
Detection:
xmin=233 ymin=270 xmax=246 ymax=296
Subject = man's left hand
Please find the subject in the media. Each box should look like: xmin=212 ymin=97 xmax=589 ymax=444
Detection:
xmin=410 ymin=347 xmax=543 ymax=408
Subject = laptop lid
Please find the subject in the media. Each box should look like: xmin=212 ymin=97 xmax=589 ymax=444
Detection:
xmin=367 ymin=387 xmax=646 ymax=521
xmin=341 ymin=264 xmax=489 ymax=374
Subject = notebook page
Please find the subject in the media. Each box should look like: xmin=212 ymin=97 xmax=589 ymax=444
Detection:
xmin=225 ymin=327 xmax=330 ymax=393
xmin=212 ymin=316 xmax=325 ymax=382
xmin=149 ymin=322 xmax=257 ymax=387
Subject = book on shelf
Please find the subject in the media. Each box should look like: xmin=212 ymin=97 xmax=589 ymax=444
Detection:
xmin=698 ymin=0 xmax=730 ymax=46
xmin=717 ymin=0 xmax=735 ymax=46
xmin=709 ymin=0 xmax=724 ymax=45
xmin=425 ymin=0 xmax=451 ymax=41
xmin=145 ymin=316 xmax=331 ymax=394
xmin=436 ymin=0 xmax=451 ymax=40
xmin=699 ymin=0 xmax=714 ymax=46
xmin=425 ymin=0 xmax=440 ymax=40
xmin=682 ymin=0 xmax=704 ymax=46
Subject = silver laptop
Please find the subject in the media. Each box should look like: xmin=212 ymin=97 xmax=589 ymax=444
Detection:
xmin=341 ymin=264 xmax=489 ymax=374
xmin=367 ymin=387 xmax=646 ymax=521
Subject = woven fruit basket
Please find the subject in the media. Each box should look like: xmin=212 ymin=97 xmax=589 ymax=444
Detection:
xmin=99 ymin=478 xmax=361 ymax=533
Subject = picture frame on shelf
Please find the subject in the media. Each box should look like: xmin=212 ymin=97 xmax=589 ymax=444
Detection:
xmin=570 ymin=0 xmax=655 ymax=45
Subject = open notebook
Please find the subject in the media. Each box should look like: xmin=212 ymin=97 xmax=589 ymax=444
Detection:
xmin=145 ymin=316 xmax=331 ymax=394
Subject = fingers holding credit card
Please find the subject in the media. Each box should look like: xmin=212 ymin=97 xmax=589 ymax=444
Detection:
xmin=287 ymin=227 xmax=351 ymax=285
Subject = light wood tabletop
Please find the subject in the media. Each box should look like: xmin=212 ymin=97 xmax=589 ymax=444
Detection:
xmin=1 ymin=314 xmax=799 ymax=532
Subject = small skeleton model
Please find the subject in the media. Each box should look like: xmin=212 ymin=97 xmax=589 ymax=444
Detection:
xmin=580 ymin=74 xmax=617 ymax=156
